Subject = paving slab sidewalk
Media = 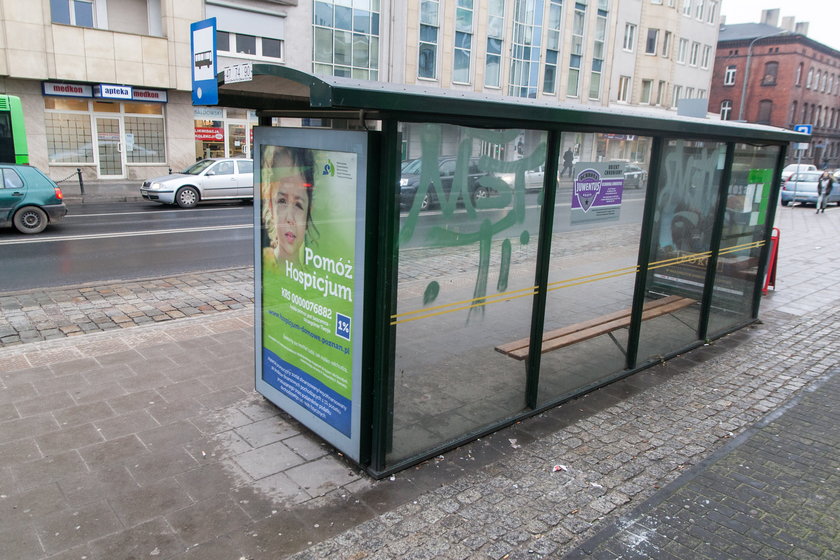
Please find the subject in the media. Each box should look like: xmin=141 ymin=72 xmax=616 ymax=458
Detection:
xmin=0 ymin=204 xmax=838 ymax=559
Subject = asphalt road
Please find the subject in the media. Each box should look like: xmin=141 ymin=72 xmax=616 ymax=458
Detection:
xmin=0 ymin=188 xmax=647 ymax=292
xmin=0 ymin=201 xmax=254 ymax=291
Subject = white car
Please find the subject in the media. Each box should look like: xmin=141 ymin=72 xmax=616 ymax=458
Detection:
xmin=780 ymin=163 xmax=817 ymax=182
xmin=140 ymin=158 xmax=253 ymax=208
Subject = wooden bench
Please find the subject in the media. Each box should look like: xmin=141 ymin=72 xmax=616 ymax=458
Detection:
xmin=495 ymin=295 xmax=696 ymax=361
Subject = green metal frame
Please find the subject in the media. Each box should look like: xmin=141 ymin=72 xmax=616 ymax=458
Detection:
xmin=697 ymin=143 xmax=737 ymax=341
xmin=224 ymin=65 xmax=807 ymax=478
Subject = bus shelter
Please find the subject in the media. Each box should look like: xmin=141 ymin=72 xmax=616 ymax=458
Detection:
xmin=218 ymin=65 xmax=805 ymax=478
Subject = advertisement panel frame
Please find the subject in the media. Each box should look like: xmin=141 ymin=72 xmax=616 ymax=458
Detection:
xmin=254 ymin=127 xmax=368 ymax=462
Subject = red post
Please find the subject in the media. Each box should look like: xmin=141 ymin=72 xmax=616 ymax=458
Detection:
xmin=763 ymin=227 xmax=780 ymax=294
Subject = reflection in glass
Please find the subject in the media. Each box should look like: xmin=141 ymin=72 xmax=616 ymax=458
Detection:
xmin=389 ymin=123 xmax=547 ymax=466
xmin=707 ymin=144 xmax=780 ymax=335
xmin=637 ymin=140 xmax=726 ymax=364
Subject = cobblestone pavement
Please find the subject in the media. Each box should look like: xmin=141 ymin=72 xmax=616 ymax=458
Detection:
xmin=0 ymin=268 xmax=253 ymax=347
xmin=283 ymin=302 xmax=840 ymax=560
xmin=0 ymin=204 xmax=838 ymax=559
xmin=566 ymin=368 xmax=840 ymax=559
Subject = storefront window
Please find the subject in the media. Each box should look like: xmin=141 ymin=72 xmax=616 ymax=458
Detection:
xmin=46 ymin=112 xmax=94 ymax=164
xmin=125 ymin=117 xmax=165 ymax=163
xmin=44 ymin=96 xmax=167 ymax=168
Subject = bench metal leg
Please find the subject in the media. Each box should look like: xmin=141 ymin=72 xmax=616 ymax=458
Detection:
xmin=607 ymin=330 xmax=627 ymax=356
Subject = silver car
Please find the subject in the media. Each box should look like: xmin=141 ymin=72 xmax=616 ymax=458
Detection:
xmin=140 ymin=158 xmax=253 ymax=208
xmin=780 ymin=171 xmax=840 ymax=206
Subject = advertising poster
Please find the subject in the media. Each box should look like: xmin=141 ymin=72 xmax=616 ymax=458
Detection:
xmin=570 ymin=162 xmax=624 ymax=224
xmin=260 ymin=143 xmax=359 ymax=440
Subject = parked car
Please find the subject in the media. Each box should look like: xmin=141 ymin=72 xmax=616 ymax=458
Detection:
xmin=623 ymin=163 xmax=648 ymax=189
xmin=399 ymin=156 xmax=497 ymax=210
xmin=0 ymin=164 xmax=67 ymax=234
xmin=780 ymin=171 xmax=840 ymax=206
xmin=498 ymin=164 xmax=549 ymax=191
xmin=140 ymin=158 xmax=254 ymax=208
xmin=780 ymin=163 xmax=817 ymax=182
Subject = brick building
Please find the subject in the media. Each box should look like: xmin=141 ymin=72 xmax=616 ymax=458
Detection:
xmin=710 ymin=10 xmax=840 ymax=167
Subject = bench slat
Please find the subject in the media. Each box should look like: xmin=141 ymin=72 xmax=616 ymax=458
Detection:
xmin=497 ymin=296 xmax=695 ymax=360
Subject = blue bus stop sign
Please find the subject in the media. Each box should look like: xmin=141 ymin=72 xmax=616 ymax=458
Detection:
xmin=191 ymin=18 xmax=218 ymax=106
xmin=794 ymin=124 xmax=812 ymax=135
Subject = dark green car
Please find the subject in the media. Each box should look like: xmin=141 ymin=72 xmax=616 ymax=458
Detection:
xmin=0 ymin=165 xmax=68 ymax=234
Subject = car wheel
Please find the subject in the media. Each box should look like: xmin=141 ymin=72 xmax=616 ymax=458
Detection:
xmin=473 ymin=186 xmax=490 ymax=204
xmin=13 ymin=206 xmax=48 ymax=234
xmin=419 ymin=192 xmax=431 ymax=211
xmin=781 ymin=200 xmax=790 ymax=206
xmin=176 ymin=186 xmax=199 ymax=208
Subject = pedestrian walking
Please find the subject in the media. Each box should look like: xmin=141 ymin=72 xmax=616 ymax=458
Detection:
xmin=561 ymin=148 xmax=574 ymax=178
xmin=816 ymin=170 xmax=833 ymax=213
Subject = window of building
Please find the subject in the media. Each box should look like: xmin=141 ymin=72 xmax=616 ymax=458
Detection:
xmin=453 ymin=0 xmax=474 ymax=84
xmin=313 ymin=0 xmax=380 ymax=79
xmin=707 ymin=1 xmax=717 ymax=23
xmin=724 ymin=65 xmax=736 ymax=85
xmin=677 ymin=38 xmax=688 ymax=63
xmin=795 ymin=63 xmax=803 ymax=86
xmin=510 ymin=0 xmax=544 ymax=98
xmin=682 ymin=0 xmax=691 ymax=16
xmin=651 ymin=0 xmax=663 ymax=4
xmin=590 ymin=7 xmax=607 ymax=99
xmin=720 ymin=99 xmax=732 ymax=120
xmin=673 ymin=84 xmax=683 ymax=103
xmin=618 ymin=75 xmax=631 ymax=102
xmin=485 ymin=0 xmax=505 ymax=88
xmin=790 ymin=101 xmax=798 ymax=124
xmin=418 ymin=0 xmax=439 ymax=79
xmin=806 ymin=67 xmax=814 ymax=88
xmin=656 ymin=80 xmax=666 ymax=105
xmin=217 ymin=31 xmax=283 ymax=61
xmin=645 ymin=29 xmax=659 ymax=54
xmin=689 ymin=41 xmax=699 ymax=66
xmin=623 ymin=23 xmax=636 ymax=52
xmin=640 ymin=79 xmax=653 ymax=104
xmin=695 ymin=0 xmax=703 ymax=19
xmin=762 ymin=61 xmax=778 ymax=85
xmin=821 ymin=72 xmax=828 ymax=92
xmin=757 ymin=100 xmax=773 ymax=123
xmin=686 ymin=86 xmax=695 ymax=98
xmin=661 ymin=31 xmax=672 ymax=57
xmin=50 ymin=0 xmax=94 ymax=27
xmin=701 ymin=45 xmax=711 ymax=68
xmin=566 ymin=2 xmax=586 ymax=97
xmin=543 ymin=0 xmax=563 ymax=94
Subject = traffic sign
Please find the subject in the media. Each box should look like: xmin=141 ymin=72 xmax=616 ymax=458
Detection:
xmin=794 ymin=124 xmax=812 ymax=134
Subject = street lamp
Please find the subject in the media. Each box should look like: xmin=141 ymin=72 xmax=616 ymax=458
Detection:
xmin=737 ymin=30 xmax=789 ymax=122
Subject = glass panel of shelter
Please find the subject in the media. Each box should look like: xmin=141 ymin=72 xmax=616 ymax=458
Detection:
xmin=636 ymin=139 xmax=726 ymax=364
xmin=707 ymin=143 xmax=780 ymax=336
xmin=385 ymin=126 xmax=760 ymax=467
xmin=537 ymin=132 xmax=654 ymax=405
xmin=389 ymin=122 xmax=547 ymax=466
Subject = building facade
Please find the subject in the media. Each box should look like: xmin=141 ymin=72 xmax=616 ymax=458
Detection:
xmin=709 ymin=10 xmax=840 ymax=167
xmin=1 ymin=0 xmax=720 ymax=183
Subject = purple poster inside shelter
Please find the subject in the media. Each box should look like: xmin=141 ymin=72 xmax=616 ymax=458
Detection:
xmin=570 ymin=162 xmax=625 ymax=224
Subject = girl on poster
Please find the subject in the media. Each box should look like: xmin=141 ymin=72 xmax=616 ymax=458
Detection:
xmin=261 ymin=145 xmax=318 ymax=266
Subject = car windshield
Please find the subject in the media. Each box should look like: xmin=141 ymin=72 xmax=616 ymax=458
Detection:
xmin=182 ymin=160 xmax=216 ymax=175
xmin=401 ymin=159 xmax=422 ymax=174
